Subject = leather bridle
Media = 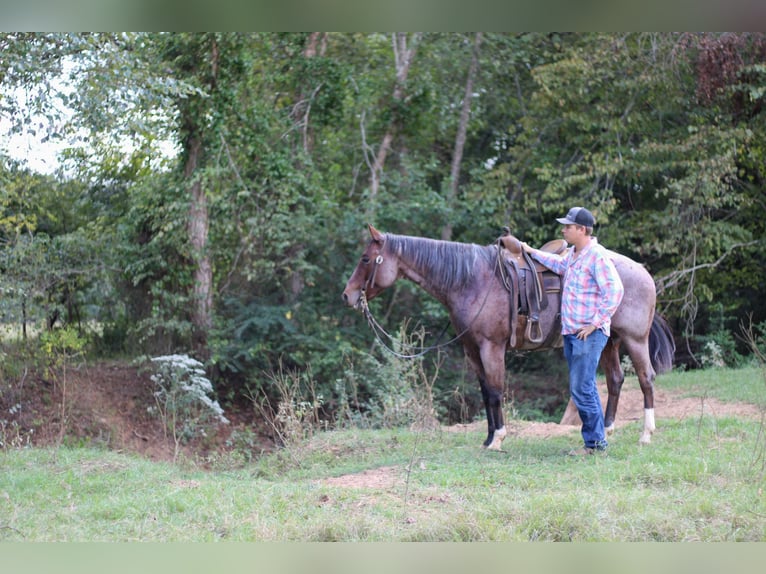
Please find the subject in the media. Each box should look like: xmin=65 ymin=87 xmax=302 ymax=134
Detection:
xmin=362 ymin=253 xmax=385 ymax=297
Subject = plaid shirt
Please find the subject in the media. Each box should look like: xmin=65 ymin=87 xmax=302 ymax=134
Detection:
xmin=530 ymin=238 xmax=624 ymax=336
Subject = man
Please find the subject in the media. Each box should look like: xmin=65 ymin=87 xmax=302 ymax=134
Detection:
xmin=522 ymin=207 xmax=624 ymax=456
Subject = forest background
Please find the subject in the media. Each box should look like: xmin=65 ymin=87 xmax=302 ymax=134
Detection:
xmin=1 ymin=32 xmax=765 ymax=430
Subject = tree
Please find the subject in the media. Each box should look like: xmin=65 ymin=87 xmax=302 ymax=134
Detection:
xmin=473 ymin=33 xmax=765 ymax=360
xmin=162 ymin=33 xmax=227 ymax=358
xmin=363 ymin=33 xmax=422 ymax=224
xmin=5 ymin=32 xmax=766 ymax=419
xmin=441 ymin=32 xmax=483 ymax=241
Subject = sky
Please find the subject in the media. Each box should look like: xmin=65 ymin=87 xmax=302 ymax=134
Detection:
xmin=1 ymin=89 xmax=66 ymax=175
xmin=1 ymin=123 xmax=69 ymax=175
xmin=1 ymin=84 xmax=178 ymax=177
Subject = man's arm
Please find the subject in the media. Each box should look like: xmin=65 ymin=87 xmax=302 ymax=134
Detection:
xmin=590 ymin=254 xmax=624 ymax=330
xmin=521 ymin=242 xmax=567 ymax=275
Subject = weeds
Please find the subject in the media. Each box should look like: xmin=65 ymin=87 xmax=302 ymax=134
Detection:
xmin=337 ymin=321 xmax=442 ymax=431
xmin=38 ymin=327 xmax=86 ymax=445
xmin=0 ymin=419 xmax=33 ymax=450
xmin=249 ymin=360 xmax=327 ymax=466
xmin=740 ymin=316 xmax=766 ymax=475
xmin=251 ymin=322 xmax=444 ymax=478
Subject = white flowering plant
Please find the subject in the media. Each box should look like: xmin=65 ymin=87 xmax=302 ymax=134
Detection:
xmin=147 ymin=354 xmax=228 ymax=457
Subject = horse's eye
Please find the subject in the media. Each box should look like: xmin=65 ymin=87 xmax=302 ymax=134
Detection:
xmin=361 ymin=256 xmax=370 ymax=265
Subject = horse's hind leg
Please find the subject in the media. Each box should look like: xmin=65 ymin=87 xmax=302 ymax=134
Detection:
xmin=623 ymin=338 xmax=656 ymax=445
xmin=600 ymin=337 xmax=624 ymax=436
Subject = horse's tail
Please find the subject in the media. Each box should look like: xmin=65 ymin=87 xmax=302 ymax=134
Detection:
xmin=649 ymin=314 xmax=675 ymax=374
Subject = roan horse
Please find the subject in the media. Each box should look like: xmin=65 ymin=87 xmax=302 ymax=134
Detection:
xmin=342 ymin=224 xmax=675 ymax=451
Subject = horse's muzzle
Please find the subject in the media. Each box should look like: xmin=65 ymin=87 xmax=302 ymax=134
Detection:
xmin=342 ymin=289 xmax=364 ymax=311
xmin=341 ymin=290 xmax=356 ymax=307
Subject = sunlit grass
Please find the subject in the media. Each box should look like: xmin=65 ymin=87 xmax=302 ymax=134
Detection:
xmin=660 ymin=363 xmax=766 ymax=406
xmin=1 ymin=365 xmax=765 ymax=541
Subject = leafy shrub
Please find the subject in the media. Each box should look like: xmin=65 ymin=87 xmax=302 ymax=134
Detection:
xmin=146 ymin=354 xmax=229 ymax=460
xmin=333 ymin=321 xmax=441 ymax=430
xmin=696 ymin=330 xmax=742 ymax=369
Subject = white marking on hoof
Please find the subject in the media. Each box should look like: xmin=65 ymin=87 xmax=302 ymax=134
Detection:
xmin=487 ymin=426 xmax=507 ymax=451
xmin=644 ymin=408 xmax=656 ymax=432
xmin=605 ymin=423 xmax=615 ymax=435
xmin=639 ymin=408 xmax=655 ymax=445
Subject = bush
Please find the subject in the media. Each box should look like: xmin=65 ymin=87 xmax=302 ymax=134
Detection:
xmin=146 ymin=354 xmax=229 ymax=460
xmin=696 ymin=330 xmax=742 ymax=369
xmin=334 ymin=321 xmax=441 ymax=430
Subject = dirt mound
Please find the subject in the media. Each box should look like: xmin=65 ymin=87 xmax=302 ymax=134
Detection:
xmin=0 ymin=360 xmax=269 ymax=461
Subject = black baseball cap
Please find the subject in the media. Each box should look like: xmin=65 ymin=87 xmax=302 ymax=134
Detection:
xmin=556 ymin=207 xmax=595 ymax=227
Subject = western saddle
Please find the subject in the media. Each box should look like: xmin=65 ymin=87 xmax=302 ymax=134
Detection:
xmin=497 ymin=228 xmax=566 ymax=350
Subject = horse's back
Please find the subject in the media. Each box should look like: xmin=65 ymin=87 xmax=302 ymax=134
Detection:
xmin=608 ymin=250 xmax=656 ymax=340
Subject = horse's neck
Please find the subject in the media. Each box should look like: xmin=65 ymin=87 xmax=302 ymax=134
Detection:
xmin=390 ymin=235 xmax=487 ymax=305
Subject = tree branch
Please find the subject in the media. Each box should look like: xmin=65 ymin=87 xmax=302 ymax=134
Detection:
xmin=655 ymin=240 xmax=761 ymax=295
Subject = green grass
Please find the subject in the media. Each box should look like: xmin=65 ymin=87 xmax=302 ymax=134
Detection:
xmin=660 ymin=364 xmax=766 ymax=406
xmin=2 ymin=366 xmax=766 ymax=541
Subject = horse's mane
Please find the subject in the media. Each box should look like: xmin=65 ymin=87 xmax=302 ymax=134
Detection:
xmin=384 ymin=234 xmax=496 ymax=290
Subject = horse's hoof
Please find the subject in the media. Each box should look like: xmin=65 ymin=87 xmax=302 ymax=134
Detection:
xmin=485 ymin=426 xmax=507 ymax=451
xmin=605 ymin=423 xmax=615 ymax=435
xmin=638 ymin=433 xmax=652 ymax=445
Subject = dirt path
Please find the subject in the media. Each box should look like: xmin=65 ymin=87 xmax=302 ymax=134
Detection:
xmin=320 ymin=384 xmax=764 ymax=489
xmin=498 ymin=382 xmax=763 ymax=440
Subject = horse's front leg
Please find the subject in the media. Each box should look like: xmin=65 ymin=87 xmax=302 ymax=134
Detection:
xmin=479 ymin=342 xmax=507 ymax=451
xmin=478 ymin=380 xmax=507 ymax=450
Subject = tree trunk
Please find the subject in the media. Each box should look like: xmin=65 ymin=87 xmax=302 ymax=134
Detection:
xmin=185 ymin=135 xmax=213 ymax=358
xmin=183 ymin=36 xmax=220 ymax=360
xmin=442 ymin=32 xmax=482 ymax=241
xmin=304 ymin=31 xmax=327 ymax=58
xmin=365 ymin=32 xmax=422 ymax=224
xmin=282 ymin=33 xmax=329 ymax=303
xmin=298 ymin=32 xmax=327 ymax=154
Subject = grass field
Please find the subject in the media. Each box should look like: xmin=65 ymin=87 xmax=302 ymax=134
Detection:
xmin=1 ymin=365 xmax=765 ymax=542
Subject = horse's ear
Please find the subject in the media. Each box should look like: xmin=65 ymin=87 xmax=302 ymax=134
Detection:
xmin=368 ymin=224 xmax=384 ymax=243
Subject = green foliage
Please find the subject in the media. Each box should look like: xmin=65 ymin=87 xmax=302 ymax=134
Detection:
xmin=3 ymin=32 xmax=766 ymax=418
xmin=38 ymin=326 xmax=86 ymax=363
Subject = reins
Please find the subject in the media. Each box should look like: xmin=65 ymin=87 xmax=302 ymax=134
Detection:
xmin=357 ymin=243 xmax=501 ymax=359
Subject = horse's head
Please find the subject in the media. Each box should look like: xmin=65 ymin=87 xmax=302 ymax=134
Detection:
xmin=342 ymin=224 xmax=400 ymax=309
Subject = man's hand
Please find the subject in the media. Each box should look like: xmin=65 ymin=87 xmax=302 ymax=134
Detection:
xmin=520 ymin=241 xmax=533 ymax=254
xmin=576 ymin=325 xmax=598 ymax=340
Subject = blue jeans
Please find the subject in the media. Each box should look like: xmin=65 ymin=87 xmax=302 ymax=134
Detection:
xmin=563 ymin=331 xmax=608 ymax=449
